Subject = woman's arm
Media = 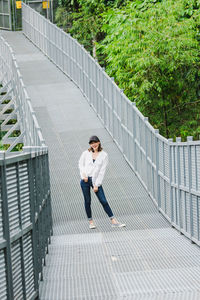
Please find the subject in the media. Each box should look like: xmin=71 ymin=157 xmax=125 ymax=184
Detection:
xmin=78 ymin=151 xmax=87 ymax=179
xmin=94 ymin=153 xmax=108 ymax=187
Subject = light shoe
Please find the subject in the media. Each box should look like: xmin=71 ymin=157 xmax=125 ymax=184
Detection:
xmin=111 ymin=222 xmax=126 ymax=228
xmin=89 ymin=222 xmax=96 ymax=229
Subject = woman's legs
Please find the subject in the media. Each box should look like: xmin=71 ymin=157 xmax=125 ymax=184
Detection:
xmin=80 ymin=180 xmax=125 ymax=227
xmin=80 ymin=179 xmax=92 ymax=220
xmin=95 ymin=186 xmax=126 ymax=227
xmin=95 ymin=186 xmax=114 ymax=218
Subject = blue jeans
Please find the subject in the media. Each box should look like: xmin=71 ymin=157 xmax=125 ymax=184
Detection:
xmin=80 ymin=177 xmax=114 ymax=220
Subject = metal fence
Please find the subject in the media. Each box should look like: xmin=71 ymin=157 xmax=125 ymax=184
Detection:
xmin=0 ymin=148 xmax=52 ymax=300
xmin=0 ymin=30 xmax=52 ymax=299
xmin=0 ymin=36 xmax=45 ymax=152
xmin=22 ymin=3 xmax=200 ymax=246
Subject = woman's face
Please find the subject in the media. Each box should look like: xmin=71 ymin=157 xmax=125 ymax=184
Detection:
xmin=90 ymin=141 xmax=100 ymax=151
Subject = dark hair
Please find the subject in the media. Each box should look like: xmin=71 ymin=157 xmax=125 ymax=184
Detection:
xmin=88 ymin=143 xmax=103 ymax=152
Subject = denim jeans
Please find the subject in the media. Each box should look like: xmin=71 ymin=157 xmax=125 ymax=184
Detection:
xmin=80 ymin=177 xmax=114 ymax=220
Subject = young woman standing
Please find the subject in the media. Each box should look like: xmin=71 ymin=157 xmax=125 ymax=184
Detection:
xmin=79 ymin=135 xmax=126 ymax=229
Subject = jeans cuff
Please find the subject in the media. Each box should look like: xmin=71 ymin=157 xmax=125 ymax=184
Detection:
xmin=88 ymin=218 xmax=93 ymax=221
xmin=110 ymin=216 xmax=114 ymax=220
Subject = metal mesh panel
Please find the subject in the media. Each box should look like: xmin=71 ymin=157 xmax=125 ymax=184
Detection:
xmin=6 ymin=164 xmax=20 ymax=235
xmin=0 ymin=168 xmax=3 ymax=240
xmin=165 ymin=181 xmax=171 ymax=217
xmin=180 ymin=146 xmax=189 ymax=188
xmin=146 ymin=127 xmax=152 ymax=162
xmin=185 ymin=192 xmax=191 ymax=235
xmin=191 ymin=145 xmax=199 ymax=192
xmin=140 ymin=117 xmax=146 ymax=152
xmin=164 ymin=142 xmax=169 ymax=178
xmin=151 ymin=132 xmax=156 ymax=166
xmin=23 ymin=232 xmax=35 ymax=299
xmin=196 ymin=145 xmax=200 ymax=190
xmin=160 ymin=177 xmax=166 ymax=212
xmin=158 ymin=140 xmax=164 ymax=175
xmin=0 ymin=250 xmax=7 ymax=300
xmin=172 ymin=187 xmax=179 ymax=225
xmin=135 ymin=112 xmax=140 ymax=142
xmin=180 ymin=190 xmax=186 ymax=232
xmin=192 ymin=195 xmax=199 ymax=240
xmin=11 ymin=240 xmax=24 ymax=300
xmin=18 ymin=161 xmax=31 ymax=227
xmin=171 ymin=147 xmax=177 ymax=185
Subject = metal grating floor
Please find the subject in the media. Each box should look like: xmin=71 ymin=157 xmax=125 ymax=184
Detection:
xmin=2 ymin=31 xmax=200 ymax=299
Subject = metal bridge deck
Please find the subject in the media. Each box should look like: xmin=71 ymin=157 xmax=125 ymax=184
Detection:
xmin=2 ymin=31 xmax=200 ymax=299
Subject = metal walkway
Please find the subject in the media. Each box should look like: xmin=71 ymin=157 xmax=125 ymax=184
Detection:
xmin=2 ymin=31 xmax=200 ymax=299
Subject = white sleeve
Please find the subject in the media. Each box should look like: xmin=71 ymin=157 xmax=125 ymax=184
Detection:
xmin=95 ymin=154 xmax=108 ymax=187
xmin=78 ymin=151 xmax=87 ymax=179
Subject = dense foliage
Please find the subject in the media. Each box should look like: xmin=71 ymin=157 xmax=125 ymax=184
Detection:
xmin=55 ymin=0 xmax=127 ymax=56
xmin=55 ymin=0 xmax=200 ymax=140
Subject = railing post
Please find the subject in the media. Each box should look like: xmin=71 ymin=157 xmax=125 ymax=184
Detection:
xmin=120 ymin=89 xmax=125 ymax=154
xmin=24 ymin=146 xmax=39 ymax=294
xmin=144 ymin=117 xmax=149 ymax=190
xmin=195 ymin=145 xmax=200 ymax=241
xmin=95 ymin=59 xmax=98 ymax=115
xmin=81 ymin=45 xmax=85 ymax=94
xmin=168 ymin=138 xmax=173 ymax=223
xmin=155 ymin=129 xmax=161 ymax=208
xmin=0 ymin=151 xmax=14 ymax=300
xmin=176 ymin=137 xmax=182 ymax=231
xmin=16 ymin=161 xmax=27 ymax=299
xmin=132 ymin=102 xmax=137 ymax=172
xmin=187 ymin=136 xmax=194 ymax=242
xmin=111 ymin=77 xmax=115 ymax=138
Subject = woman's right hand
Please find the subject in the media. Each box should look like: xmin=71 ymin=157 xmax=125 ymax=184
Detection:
xmin=83 ymin=177 xmax=88 ymax=182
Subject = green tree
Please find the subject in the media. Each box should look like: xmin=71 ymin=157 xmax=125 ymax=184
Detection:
xmin=55 ymin=0 xmax=128 ymax=56
xmin=98 ymin=0 xmax=200 ymax=139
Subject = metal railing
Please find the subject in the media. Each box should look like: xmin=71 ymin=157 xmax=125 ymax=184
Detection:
xmin=0 ymin=36 xmax=45 ymax=152
xmin=0 ymin=148 xmax=52 ymax=300
xmin=22 ymin=3 xmax=200 ymax=246
xmin=0 ymin=29 xmax=52 ymax=300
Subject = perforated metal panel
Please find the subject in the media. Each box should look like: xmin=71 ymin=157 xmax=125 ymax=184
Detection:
xmin=19 ymin=161 xmax=31 ymax=227
xmin=0 ymin=169 xmax=3 ymax=241
xmin=6 ymin=164 xmax=20 ymax=235
xmin=23 ymin=232 xmax=35 ymax=299
xmin=11 ymin=239 xmax=24 ymax=300
xmin=0 ymin=250 xmax=7 ymax=300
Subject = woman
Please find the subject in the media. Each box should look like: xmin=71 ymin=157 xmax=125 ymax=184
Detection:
xmin=79 ymin=135 xmax=126 ymax=229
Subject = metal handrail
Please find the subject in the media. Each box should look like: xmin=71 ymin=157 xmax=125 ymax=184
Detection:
xmin=0 ymin=33 xmax=52 ymax=300
xmin=0 ymin=36 xmax=45 ymax=151
xmin=0 ymin=147 xmax=52 ymax=300
xmin=22 ymin=3 xmax=200 ymax=246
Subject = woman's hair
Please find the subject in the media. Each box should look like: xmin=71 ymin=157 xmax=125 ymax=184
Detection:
xmin=88 ymin=143 xmax=103 ymax=152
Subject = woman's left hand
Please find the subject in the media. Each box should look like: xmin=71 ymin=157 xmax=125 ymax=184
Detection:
xmin=93 ymin=185 xmax=98 ymax=193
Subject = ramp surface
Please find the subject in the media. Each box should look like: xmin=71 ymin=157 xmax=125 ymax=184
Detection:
xmin=2 ymin=31 xmax=200 ymax=299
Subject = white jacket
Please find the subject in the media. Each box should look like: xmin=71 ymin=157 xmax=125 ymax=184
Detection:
xmin=78 ymin=150 xmax=108 ymax=187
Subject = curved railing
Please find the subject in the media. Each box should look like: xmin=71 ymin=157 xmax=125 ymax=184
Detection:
xmin=22 ymin=3 xmax=200 ymax=246
xmin=0 ymin=36 xmax=45 ymax=151
xmin=0 ymin=36 xmax=52 ymax=299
